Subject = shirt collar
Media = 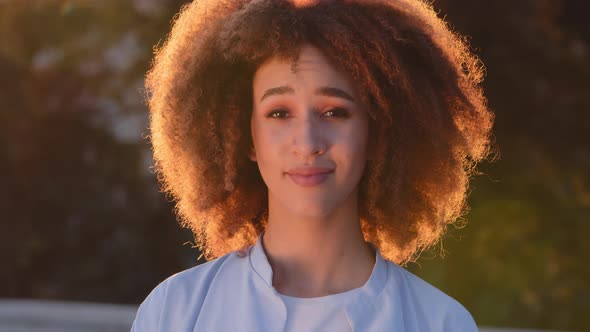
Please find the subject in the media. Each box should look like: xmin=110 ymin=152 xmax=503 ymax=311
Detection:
xmin=249 ymin=232 xmax=274 ymax=289
xmin=248 ymin=231 xmax=389 ymax=298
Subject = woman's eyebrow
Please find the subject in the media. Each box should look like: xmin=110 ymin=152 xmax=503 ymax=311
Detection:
xmin=260 ymin=86 xmax=294 ymax=102
xmin=315 ymin=86 xmax=355 ymax=102
xmin=259 ymin=85 xmax=355 ymax=102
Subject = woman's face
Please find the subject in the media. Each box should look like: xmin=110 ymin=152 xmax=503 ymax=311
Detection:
xmin=250 ymin=45 xmax=370 ymax=219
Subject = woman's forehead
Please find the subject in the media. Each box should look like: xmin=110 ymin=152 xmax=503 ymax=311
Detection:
xmin=253 ymin=46 xmax=357 ymax=94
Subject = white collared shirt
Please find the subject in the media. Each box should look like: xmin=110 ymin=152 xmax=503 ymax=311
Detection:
xmin=131 ymin=234 xmax=478 ymax=331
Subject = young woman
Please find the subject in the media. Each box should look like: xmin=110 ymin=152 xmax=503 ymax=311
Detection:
xmin=132 ymin=0 xmax=495 ymax=331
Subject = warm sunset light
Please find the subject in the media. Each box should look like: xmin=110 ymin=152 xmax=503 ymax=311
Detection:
xmin=2 ymin=0 xmax=587 ymax=331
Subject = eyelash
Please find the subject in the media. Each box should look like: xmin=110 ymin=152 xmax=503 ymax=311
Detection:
xmin=266 ymin=108 xmax=350 ymax=119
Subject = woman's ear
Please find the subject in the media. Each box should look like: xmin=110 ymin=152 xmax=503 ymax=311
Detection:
xmin=248 ymin=146 xmax=257 ymax=162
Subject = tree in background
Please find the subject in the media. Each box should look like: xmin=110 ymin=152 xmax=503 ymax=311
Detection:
xmin=410 ymin=0 xmax=590 ymax=329
xmin=0 ymin=0 xmax=198 ymax=304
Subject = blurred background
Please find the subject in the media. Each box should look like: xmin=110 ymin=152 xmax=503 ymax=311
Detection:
xmin=1 ymin=0 xmax=588 ymax=331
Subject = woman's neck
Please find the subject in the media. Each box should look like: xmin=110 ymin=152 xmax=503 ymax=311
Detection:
xmin=262 ymin=195 xmax=375 ymax=298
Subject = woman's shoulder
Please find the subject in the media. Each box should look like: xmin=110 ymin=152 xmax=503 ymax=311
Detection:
xmin=383 ymin=261 xmax=478 ymax=331
xmin=168 ymin=250 xmax=246 ymax=285
xmin=385 ymin=261 xmax=464 ymax=306
xmin=148 ymin=247 xmax=251 ymax=300
xmin=131 ymin=248 xmax=250 ymax=331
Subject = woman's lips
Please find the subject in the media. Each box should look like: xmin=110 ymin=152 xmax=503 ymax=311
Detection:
xmin=287 ymin=171 xmax=332 ymax=187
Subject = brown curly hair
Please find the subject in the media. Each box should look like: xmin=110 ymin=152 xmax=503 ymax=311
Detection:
xmin=145 ymin=0 xmax=495 ymax=265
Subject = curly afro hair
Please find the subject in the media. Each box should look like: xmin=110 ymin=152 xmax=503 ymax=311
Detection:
xmin=145 ymin=0 xmax=495 ymax=265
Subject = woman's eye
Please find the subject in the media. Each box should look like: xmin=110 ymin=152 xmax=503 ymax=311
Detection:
xmin=265 ymin=107 xmax=350 ymax=119
xmin=266 ymin=109 xmax=290 ymax=119
xmin=323 ymin=108 xmax=350 ymax=118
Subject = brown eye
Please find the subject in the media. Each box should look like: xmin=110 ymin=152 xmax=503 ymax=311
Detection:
xmin=323 ymin=107 xmax=350 ymax=118
xmin=266 ymin=109 xmax=290 ymax=119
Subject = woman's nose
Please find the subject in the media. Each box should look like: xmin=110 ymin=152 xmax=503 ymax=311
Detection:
xmin=291 ymin=115 xmax=327 ymax=158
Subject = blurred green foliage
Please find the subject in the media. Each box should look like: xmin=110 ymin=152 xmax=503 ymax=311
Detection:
xmin=406 ymin=1 xmax=590 ymax=330
xmin=1 ymin=0 xmax=588 ymax=330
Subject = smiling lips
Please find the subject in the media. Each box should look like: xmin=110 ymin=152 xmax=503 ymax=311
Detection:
xmin=286 ymin=167 xmax=334 ymax=187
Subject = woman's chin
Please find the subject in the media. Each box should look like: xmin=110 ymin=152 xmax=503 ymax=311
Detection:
xmin=285 ymin=203 xmax=338 ymax=220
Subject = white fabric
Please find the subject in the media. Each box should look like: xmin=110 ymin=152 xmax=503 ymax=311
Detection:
xmin=131 ymin=233 xmax=478 ymax=331
xmin=279 ymin=287 xmax=358 ymax=332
